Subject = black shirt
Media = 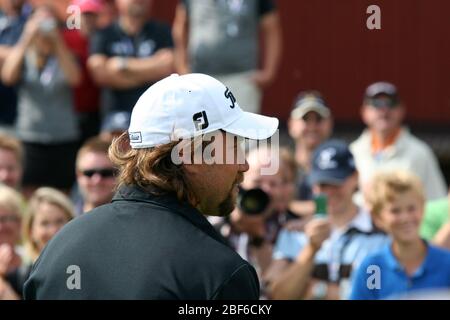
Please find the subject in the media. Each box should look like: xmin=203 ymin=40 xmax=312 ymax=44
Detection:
xmin=90 ymin=20 xmax=173 ymax=113
xmin=24 ymin=185 xmax=260 ymax=299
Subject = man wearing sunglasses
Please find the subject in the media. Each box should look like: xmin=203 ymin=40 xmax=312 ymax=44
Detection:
xmin=350 ymin=81 xmax=446 ymax=204
xmin=75 ymin=137 xmax=117 ymax=215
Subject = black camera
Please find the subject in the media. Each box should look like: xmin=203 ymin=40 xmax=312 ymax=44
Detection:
xmin=237 ymin=187 xmax=270 ymax=215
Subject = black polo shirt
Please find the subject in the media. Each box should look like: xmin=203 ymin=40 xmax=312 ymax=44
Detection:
xmin=90 ymin=20 xmax=173 ymax=112
xmin=23 ymin=185 xmax=260 ymax=299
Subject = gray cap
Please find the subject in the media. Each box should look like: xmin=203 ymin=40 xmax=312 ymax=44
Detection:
xmin=365 ymin=81 xmax=398 ymax=98
xmin=290 ymin=93 xmax=330 ymax=119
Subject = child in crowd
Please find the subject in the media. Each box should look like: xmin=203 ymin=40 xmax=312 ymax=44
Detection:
xmin=350 ymin=171 xmax=450 ymax=299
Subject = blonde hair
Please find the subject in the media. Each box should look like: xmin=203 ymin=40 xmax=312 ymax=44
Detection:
xmin=0 ymin=184 xmax=24 ymax=218
xmin=367 ymin=171 xmax=425 ymax=217
xmin=23 ymin=187 xmax=75 ymax=261
xmin=0 ymin=132 xmax=23 ymax=163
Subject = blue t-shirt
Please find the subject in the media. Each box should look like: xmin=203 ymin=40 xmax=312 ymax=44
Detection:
xmin=350 ymin=242 xmax=450 ymax=300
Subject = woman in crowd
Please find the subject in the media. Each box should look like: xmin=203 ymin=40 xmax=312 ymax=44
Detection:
xmin=1 ymin=5 xmax=81 ymax=198
xmin=1 ymin=187 xmax=74 ymax=300
xmin=0 ymin=185 xmax=25 ymax=300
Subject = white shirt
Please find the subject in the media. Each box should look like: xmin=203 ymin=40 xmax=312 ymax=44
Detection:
xmin=350 ymin=127 xmax=447 ymax=201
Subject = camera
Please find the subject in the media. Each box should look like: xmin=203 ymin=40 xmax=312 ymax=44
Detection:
xmin=39 ymin=18 xmax=57 ymax=34
xmin=237 ymin=187 xmax=270 ymax=215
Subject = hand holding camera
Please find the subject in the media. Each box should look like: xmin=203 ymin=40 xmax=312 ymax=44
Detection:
xmin=22 ymin=9 xmax=58 ymax=45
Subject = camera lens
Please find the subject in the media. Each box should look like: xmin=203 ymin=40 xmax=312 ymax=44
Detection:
xmin=237 ymin=187 xmax=270 ymax=215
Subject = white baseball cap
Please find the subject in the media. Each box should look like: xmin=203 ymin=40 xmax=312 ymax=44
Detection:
xmin=128 ymin=73 xmax=279 ymax=149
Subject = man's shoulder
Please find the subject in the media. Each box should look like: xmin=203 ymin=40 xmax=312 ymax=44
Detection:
xmin=398 ymin=129 xmax=434 ymax=155
xmin=212 ymin=262 xmax=259 ymax=300
xmin=350 ymin=130 xmax=371 ymax=153
xmin=428 ymin=244 xmax=450 ymax=263
xmin=25 ymin=200 xmax=256 ymax=299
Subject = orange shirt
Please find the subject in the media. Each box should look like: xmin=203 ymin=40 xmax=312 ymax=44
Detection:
xmin=370 ymin=128 xmax=401 ymax=154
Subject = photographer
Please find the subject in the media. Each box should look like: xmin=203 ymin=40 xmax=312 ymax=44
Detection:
xmin=211 ymin=146 xmax=299 ymax=296
xmin=1 ymin=5 xmax=81 ymax=198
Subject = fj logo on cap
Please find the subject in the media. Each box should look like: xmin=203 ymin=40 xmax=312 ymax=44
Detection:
xmin=193 ymin=111 xmax=209 ymax=131
xmin=129 ymin=132 xmax=142 ymax=143
xmin=224 ymin=87 xmax=236 ymax=109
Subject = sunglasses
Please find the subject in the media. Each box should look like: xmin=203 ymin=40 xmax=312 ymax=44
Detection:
xmin=81 ymin=168 xmax=117 ymax=178
xmin=367 ymin=97 xmax=399 ymax=109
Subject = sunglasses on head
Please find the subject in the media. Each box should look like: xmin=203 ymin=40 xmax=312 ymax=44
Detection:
xmin=81 ymin=168 xmax=116 ymax=178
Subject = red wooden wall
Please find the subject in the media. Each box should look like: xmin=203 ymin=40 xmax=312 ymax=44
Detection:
xmin=158 ymin=0 xmax=450 ymax=127
xmin=32 ymin=0 xmax=450 ymax=126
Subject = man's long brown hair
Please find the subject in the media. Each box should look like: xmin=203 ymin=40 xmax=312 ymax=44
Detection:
xmin=108 ymin=132 xmax=196 ymax=203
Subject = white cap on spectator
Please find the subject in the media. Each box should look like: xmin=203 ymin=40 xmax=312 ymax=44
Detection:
xmin=128 ymin=73 xmax=279 ymax=149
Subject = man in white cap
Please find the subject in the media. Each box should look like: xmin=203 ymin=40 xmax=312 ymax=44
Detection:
xmin=24 ymin=73 xmax=278 ymax=300
xmin=287 ymin=91 xmax=333 ymax=216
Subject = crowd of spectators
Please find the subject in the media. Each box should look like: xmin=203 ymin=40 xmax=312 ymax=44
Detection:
xmin=1 ymin=0 xmax=450 ymax=300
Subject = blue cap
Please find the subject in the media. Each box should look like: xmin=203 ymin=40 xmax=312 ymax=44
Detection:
xmin=310 ymin=140 xmax=356 ymax=185
xmin=101 ymin=111 xmax=131 ymax=133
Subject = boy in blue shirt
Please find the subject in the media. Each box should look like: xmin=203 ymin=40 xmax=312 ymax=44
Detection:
xmin=350 ymin=171 xmax=450 ymax=299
